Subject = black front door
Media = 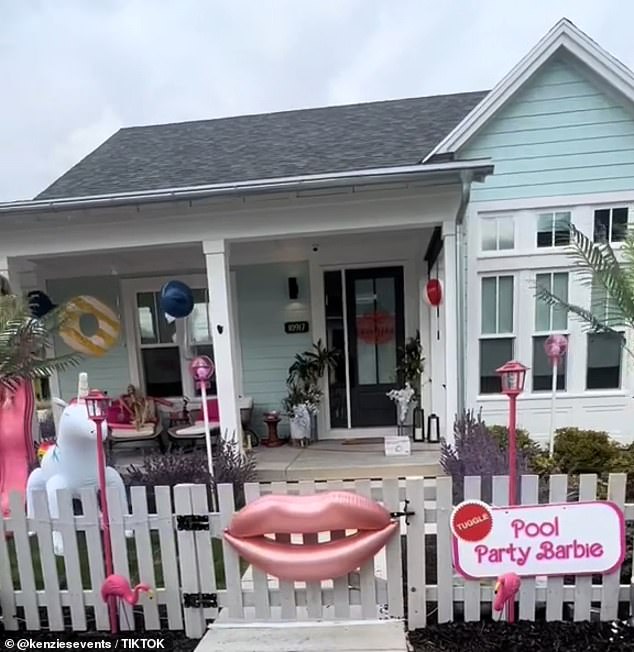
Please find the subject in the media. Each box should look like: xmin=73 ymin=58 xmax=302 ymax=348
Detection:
xmin=345 ymin=267 xmax=405 ymax=427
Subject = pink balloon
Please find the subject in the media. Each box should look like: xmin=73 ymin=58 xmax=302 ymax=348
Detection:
xmin=224 ymin=491 xmax=399 ymax=581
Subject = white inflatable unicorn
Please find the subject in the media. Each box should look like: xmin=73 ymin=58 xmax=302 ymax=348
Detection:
xmin=26 ymin=394 xmax=130 ymax=555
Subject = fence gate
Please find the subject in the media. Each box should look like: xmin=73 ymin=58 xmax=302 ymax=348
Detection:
xmin=175 ymin=479 xmax=414 ymax=638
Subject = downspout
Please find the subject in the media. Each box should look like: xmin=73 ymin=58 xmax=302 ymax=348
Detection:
xmin=454 ymin=171 xmax=473 ymax=417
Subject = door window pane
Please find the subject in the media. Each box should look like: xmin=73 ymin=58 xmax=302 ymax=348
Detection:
xmin=324 ymin=271 xmax=347 ymax=428
xmin=355 ymin=279 xmax=377 ymax=385
xmin=587 ymin=332 xmax=622 ymax=389
xmin=375 ymin=277 xmax=397 ymax=384
xmin=479 ymin=338 xmax=514 ymax=394
xmin=141 ymin=347 xmax=183 ymax=397
xmin=532 ymin=336 xmax=566 ymax=391
xmin=355 ymin=277 xmax=397 ymax=385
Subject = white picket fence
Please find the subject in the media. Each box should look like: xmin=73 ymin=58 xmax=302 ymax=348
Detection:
xmin=0 ymin=474 xmax=631 ymax=637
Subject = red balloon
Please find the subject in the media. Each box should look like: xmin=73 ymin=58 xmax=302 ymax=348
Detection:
xmin=424 ymin=279 xmax=443 ymax=307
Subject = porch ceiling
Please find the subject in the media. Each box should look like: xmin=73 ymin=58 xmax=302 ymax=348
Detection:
xmin=28 ymin=227 xmax=437 ymax=279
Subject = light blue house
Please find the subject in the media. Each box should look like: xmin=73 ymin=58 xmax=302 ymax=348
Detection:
xmin=1 ymin=18 xmax=633 ymax=445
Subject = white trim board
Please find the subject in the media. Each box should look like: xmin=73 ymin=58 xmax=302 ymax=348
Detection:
xmin=424 ymin=18 xmax=634 ymax=160
xmin=470 ymin=190 xmax=634 ymax=214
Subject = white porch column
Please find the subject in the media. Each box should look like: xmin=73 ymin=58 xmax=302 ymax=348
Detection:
xmin=0 ymin=256 xmax=14 ymax=295
xmin=442 ymin=221 xmax=459 ymax=442
xmin=203 ymin=240 xmax=241 ymax=447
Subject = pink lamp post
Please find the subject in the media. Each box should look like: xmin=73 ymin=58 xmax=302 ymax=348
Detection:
xmin=496 ymin=361 xmax=527 ymax=508
xmin=85 ymin=389 xmax=117 ymax=633
xmin=496 ymin=361 xmax=527 ymax=625
xmin=190 ymin=355 xmax=216 ymax=478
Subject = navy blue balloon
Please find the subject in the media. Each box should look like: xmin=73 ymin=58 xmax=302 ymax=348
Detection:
xmin=28 ymin=290 xmax=57 ymax=318
xmin=160 ymin=280 xmax=194 ymax=319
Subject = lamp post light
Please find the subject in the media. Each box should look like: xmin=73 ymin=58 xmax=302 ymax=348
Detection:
xmin=496 ymin=361 xmax=528 ymax=508
xmin=190 ymin=355 xmax=216 ymax=478
xmin=84 ymin=389 xmax=117 ymax=633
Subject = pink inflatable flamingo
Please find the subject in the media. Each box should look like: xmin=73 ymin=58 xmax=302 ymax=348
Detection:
xmin=493 ymin=572 xmax=521 ymax=622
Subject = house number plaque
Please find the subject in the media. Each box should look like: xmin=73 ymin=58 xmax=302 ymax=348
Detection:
xmin=284 ymin=321 xmax=309 ymax=334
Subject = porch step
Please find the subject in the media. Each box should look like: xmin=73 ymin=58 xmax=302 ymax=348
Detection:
xmin=195 ymin=619 xmax=408 ymax=652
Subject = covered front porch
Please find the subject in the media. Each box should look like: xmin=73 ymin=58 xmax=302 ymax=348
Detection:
xmin=1 ymin=161 xmax=491 ymax=455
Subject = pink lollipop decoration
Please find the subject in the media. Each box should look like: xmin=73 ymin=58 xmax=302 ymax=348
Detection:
xmin=544 ymin=334 xmax=568 ymax=364
xmin=191 ymin=355 xmax=215 ymax=382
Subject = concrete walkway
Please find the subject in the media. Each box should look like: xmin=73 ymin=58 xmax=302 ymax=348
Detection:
xmin=254 ymin=440 xmax=441 ymax=482
xmin=195 ymin=620 xmax=408 ymax=652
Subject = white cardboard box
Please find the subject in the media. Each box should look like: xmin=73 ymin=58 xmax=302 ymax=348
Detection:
xmin=384 ymin=436 xmax=411 ymax=456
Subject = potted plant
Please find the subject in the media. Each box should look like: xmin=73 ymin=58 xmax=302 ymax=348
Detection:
xmin=283 ymin=339 xmax=338 ymax=444
xmin=388 ymin=331 xmax=425 ymax=435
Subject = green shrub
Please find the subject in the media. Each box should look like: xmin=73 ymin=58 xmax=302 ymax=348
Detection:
xmin=488 ymin=425 xmax=543 ymax=461
xmin=552 ymin=427 xmax=621 ymax=475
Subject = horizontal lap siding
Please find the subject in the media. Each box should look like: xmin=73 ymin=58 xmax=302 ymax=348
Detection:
xmin=236 ymin=262 xmax=311 ymax=435
xmin=462 ymin=57 xmax=634 ymax=201
xmin=46 ymin=276 xmax=129 ymax=399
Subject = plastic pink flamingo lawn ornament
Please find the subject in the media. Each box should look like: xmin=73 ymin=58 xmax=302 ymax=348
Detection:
xmin=101 ymin=574 xmax=153 ymax=606
xmin=493 ymin=572 xmax=521 ymax=622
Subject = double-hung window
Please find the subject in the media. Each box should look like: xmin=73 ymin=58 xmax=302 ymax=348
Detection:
xmin=481 ymin=216 xmax=515 ymax=252
xmin=532 ymin=272 xmax=568 ymax=391
xmin=129 ymin=277 xmax=216 ymax=398
xmin=593 ymin=207 xmax=628 ymax=244
xmin=586 ymin=279 xmax=623 ymax=390
xmin=536 ymin=211 xmax=571 ymax=248
xmin=479 ymin=275 xmax=514 ymax=394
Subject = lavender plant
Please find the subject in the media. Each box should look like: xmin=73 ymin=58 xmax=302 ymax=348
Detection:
xmin=440 ymin=410 xmax=530 ymax=503
xmin=123 ymin=439 xmax=257 ymax=508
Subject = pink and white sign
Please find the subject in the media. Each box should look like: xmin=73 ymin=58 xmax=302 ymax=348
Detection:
xmin=452 ymin=501 xmax=624 ymax=579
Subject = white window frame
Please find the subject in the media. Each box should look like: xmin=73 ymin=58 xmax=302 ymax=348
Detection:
xmin=585 ymin=277 xmax=625 ymax=391
xmin=479 ymin=215 xmax=515 ymax=253
xmin=592 ymin=205 xmax=630 ymax=245
xmin=478 ymin=274 xmax=516 ymax=395
xmin=121 ymin=274 xmax=213 ymax=399
xmin=531 ymin=271 xmax=570 ymax=393
xmin=535 ymin=210 xmax=572 ymax=249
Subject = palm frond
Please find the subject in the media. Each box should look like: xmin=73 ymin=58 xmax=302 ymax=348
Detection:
xmin=0 ymin=294 xmax=81 ymax=392
xmin=565 ymin=225 xmax=634 ymax=328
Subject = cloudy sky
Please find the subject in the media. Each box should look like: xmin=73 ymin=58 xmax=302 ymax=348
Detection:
xmin=1 ymin=0 xmax=632 ymax=201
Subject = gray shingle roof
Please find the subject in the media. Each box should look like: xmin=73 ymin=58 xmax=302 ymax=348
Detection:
xmin=37 ymin=91 xmax=488 ymax=200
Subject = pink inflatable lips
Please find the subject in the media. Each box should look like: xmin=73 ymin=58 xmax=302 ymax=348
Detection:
xmin=224 ymin=491 xmax=399 ymax=582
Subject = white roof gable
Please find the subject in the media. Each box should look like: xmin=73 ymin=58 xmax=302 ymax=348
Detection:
xmin=423 ymin=18 xmax=634 ymax=161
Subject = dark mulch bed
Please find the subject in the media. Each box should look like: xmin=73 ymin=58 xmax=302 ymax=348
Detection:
xmin=409 ymin=621 xmax=634 ymax=651
xmin=1 ymin=631 xmax=197 ymax=652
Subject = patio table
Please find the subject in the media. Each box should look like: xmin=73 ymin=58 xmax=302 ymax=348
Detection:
xmin=167 ymin=419 xmax=220 ymax=451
